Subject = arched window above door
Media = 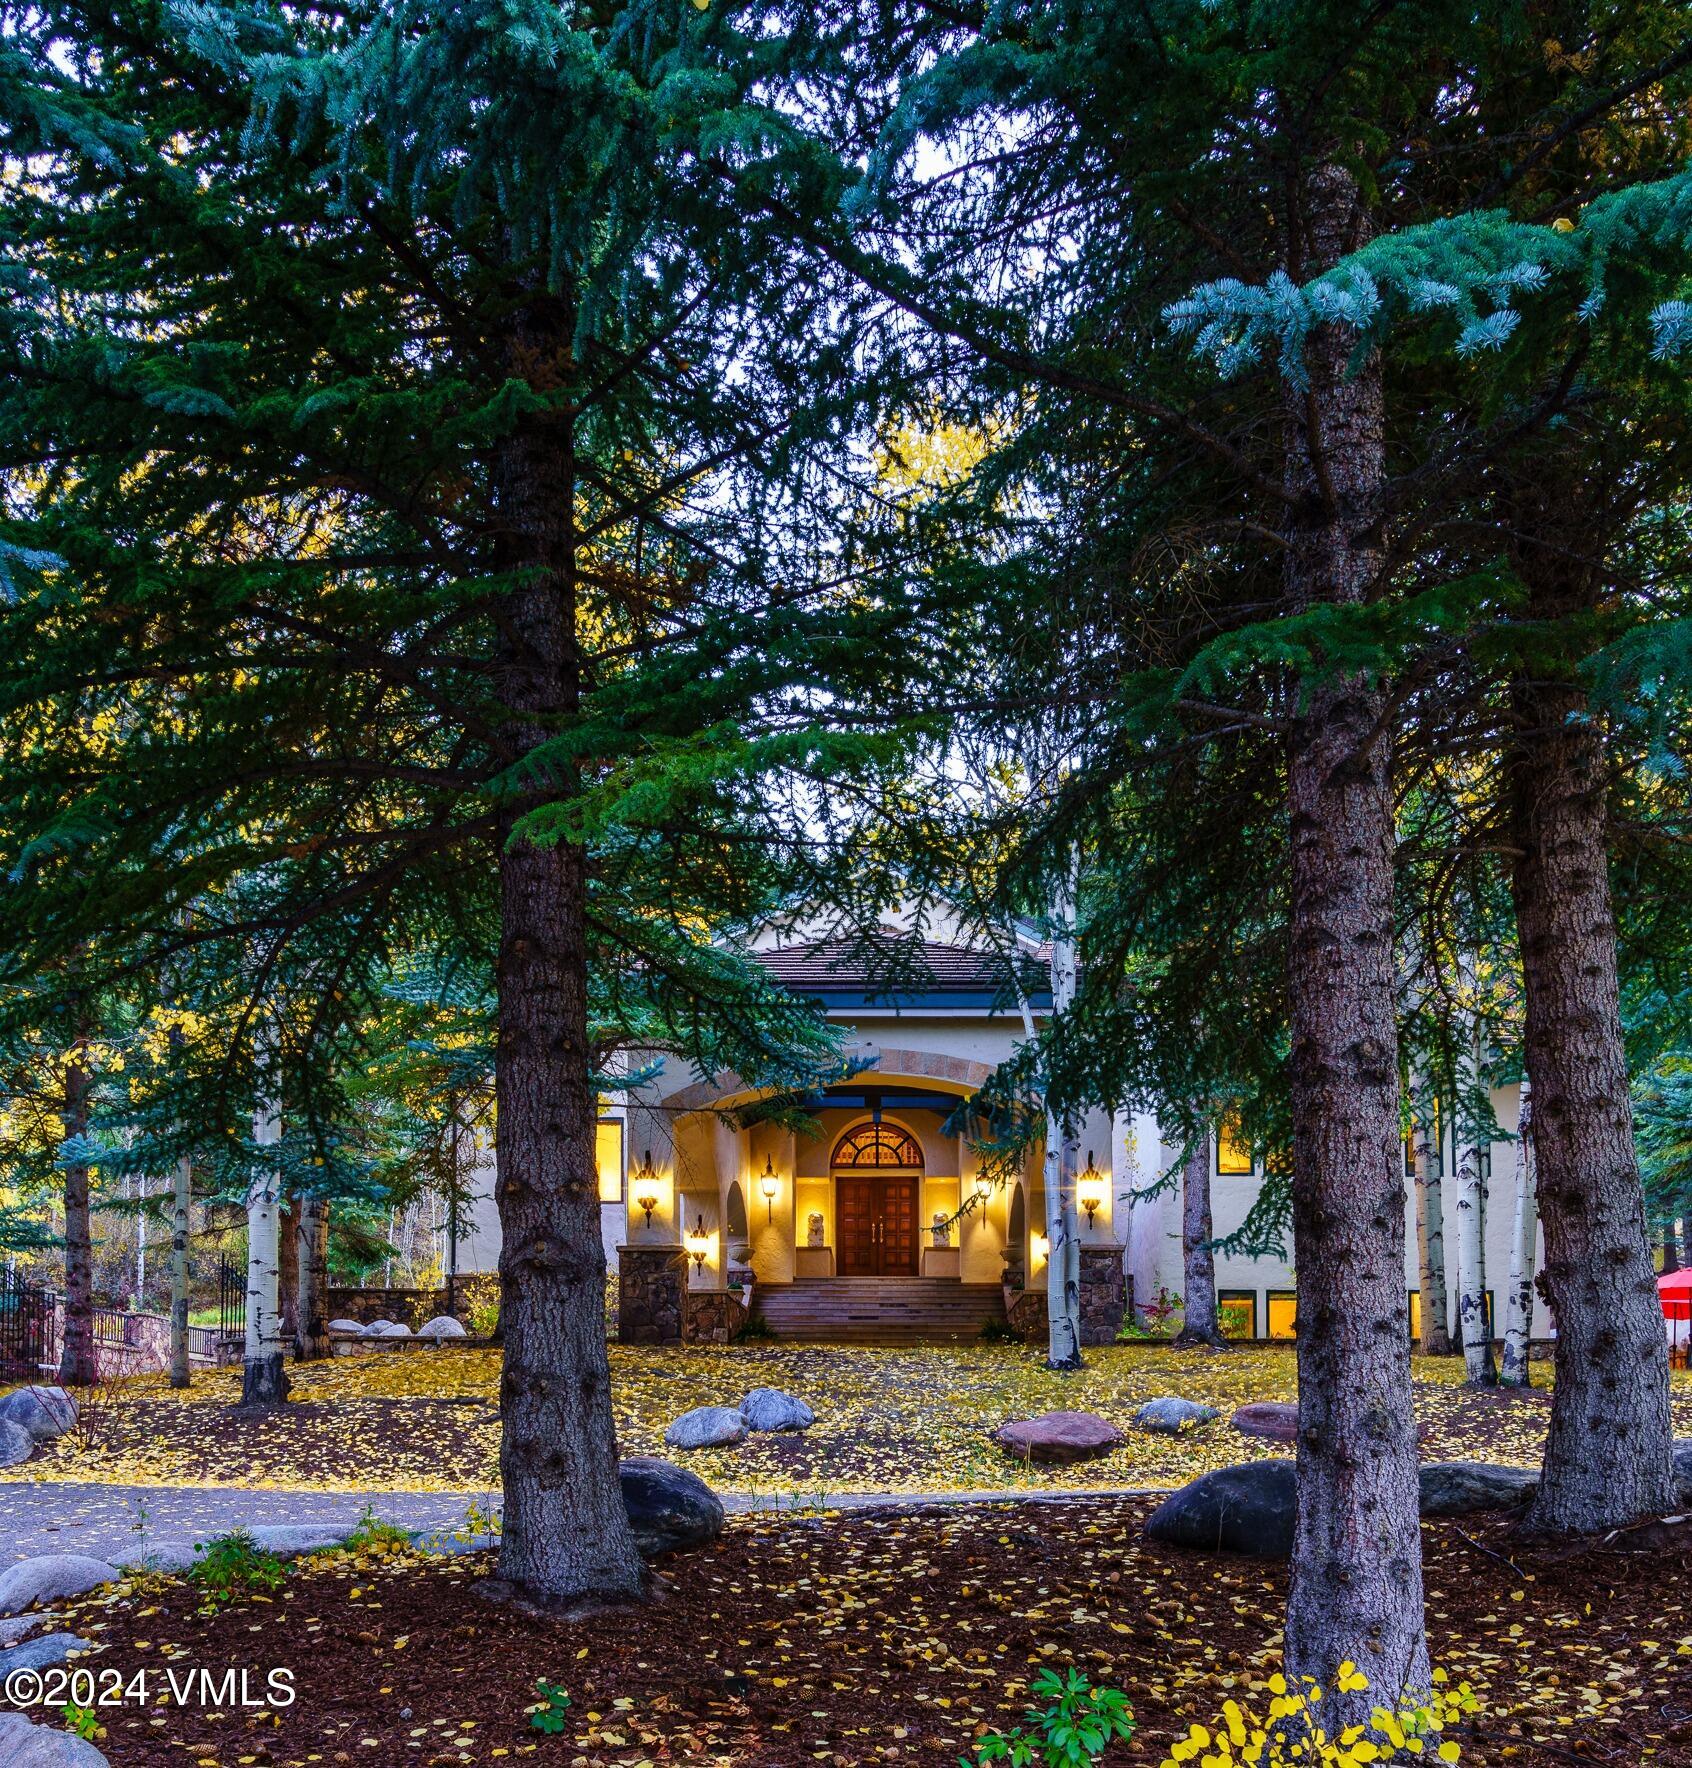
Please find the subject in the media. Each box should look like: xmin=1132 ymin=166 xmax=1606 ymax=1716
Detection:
xmin=832 ymin=1123 xmax=924 ymax=1169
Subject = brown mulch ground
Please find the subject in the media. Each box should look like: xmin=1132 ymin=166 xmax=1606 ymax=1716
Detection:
xmin=30 ymin=1498 xmax=1692 ymax=1768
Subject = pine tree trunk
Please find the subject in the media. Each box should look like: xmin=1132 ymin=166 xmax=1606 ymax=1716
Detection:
xmin=241 ymin=1021 xmax=289 ymax=1406
xmin=1452 ymin=987 xmax=1497 ymax=1386
xmin=168 ymin=1156 xmax=192 ymax=1389
xmin=1663 ymin=1218 xmax=1681 ymax=1275
xmin=490 ymin=293 xmax=644 ymax=1608
xmin=1506 ymin=518 xmax=1675 ymax=1531
xmin=1173 ymin=1131 xmax=1226 ymax=1349
xmin=294 ymin=1196 xmax=331 ymax=1362
xmin=1043 ymin=861 xmax=1084 ymax=1371
xmin=57 ymin=1049 xmax=97 ymax=1387
xmin=1281 ymin=163 xmax=1428 ymax=1711
xmin=1411 ymin=1079 xmax=1452 ymax=1356
xmin=1498 ymin=1080 xmax=1538 ymax=1387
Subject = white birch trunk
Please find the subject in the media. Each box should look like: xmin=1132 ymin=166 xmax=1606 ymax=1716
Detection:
xmin=242 ymin=1018 xmax=289 ymax=1405
xmin=1044 ymin=862 xmax=1083 ymax=1370
xmin=1453 ymin=1001 xmax=1497 ymax=1386
xmin=1411 ymin=1076 xmax=1452 ymax=1355
xmin=168 ymin=1156 xmax=192 ymax=1389
xmin=1499 ymin=1078 xmax=1538 ymax=1388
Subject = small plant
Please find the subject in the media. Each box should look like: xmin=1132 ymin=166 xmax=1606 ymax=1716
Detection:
xmin=963 ymin=1668 xmax=1135 ymax=1767
xmin=461 ymin=1494 xmax=502 ymax=1540
xmin=62 ymin=1703 xmax=99 ymax=1741
xmin=527 ymin=1679 xmax=571 ymax=1734
xmin=732 ymin=1313 xmax=775 ymax=1343
xmin=979 ymin=1316 xmax=1022 ymax=1345
xmin=187 ymin=1528 xmax=287 ymax=1606
xmin=343 ymin=1503 xmax=413 ymax=1554
xmin=468 ymin=1297 xmax=500 ymax=1338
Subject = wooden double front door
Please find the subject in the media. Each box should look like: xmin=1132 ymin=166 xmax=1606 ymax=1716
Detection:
xmin=837 ymin=1174 xmax=920 ymax=1276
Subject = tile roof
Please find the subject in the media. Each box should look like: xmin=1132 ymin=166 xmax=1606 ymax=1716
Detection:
xmin=751 ymin=930 xmax=1048 ymax=1003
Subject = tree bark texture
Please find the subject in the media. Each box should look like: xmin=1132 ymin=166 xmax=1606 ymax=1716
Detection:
xmin=294 ymin=1195 xmax=331 ymax=1362
xmin=56 ymin=1049 xmax=97 ymax=1387
xmin=1506 ymin=485 xmax=1675 ymax=1532
xmin=491 ymin=293 xmax=645 ymax=1606
xmin=278 ymin=1194 xmax=299 ymax=1345
xmin=1411 ymin=1079 xmax=1452 ymax=1356
xmin=1281 ymin=163 xmax=1428 ymax=1710
xmin=1173 ymin=1131 xmax=1227 ymax=1349
xmin=1044 ymin=864 xmax=1083 ymax=1371
xmin=1452 ymin=985 xmax=1497 ymax=1386
xmin=241 ymin=1022 xmax=289 ymax=1406
xmin=1500 ymin=1080 xmax=1538 ymax=1388
xmin=168 ymin=1156 xmax=192 ymax=1389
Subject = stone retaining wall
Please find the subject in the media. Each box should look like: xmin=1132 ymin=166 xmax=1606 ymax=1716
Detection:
xmin=1002 ymin=1246 xmax=1128 ymax=1348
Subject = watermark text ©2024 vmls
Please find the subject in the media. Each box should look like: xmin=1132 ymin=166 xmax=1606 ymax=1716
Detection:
xmin=4 ymin=1664 xmax=296 ymax=1710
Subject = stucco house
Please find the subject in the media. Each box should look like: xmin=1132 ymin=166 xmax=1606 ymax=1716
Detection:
xmin=451 ymin=917 xmax=1546 ymax=1347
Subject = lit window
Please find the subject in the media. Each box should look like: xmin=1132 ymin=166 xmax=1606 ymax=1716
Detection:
xmin=1216 ymin=1117 xmax=1253 ymax=1176
xmin=1266 ymin=1291 xmax=1298 ymax=1340
xmin=832 ymin=1124 xmax=924 ymax=1168
xmin=1218 ymin=1291 xmax=1257 ymax=1340
xmin=596 ymin=1119 xmax=624 ymax=1204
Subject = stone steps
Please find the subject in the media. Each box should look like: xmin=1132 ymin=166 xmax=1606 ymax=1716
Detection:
xmin=754 ymin=1279 xmax=1006 ymax=1344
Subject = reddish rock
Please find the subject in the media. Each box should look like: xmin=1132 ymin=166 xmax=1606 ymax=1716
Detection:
xmin=1231 ymin=1402 xmax=1300 ymax=1443
xmin=994 ymin=1410 xmax=1126 ymax=1465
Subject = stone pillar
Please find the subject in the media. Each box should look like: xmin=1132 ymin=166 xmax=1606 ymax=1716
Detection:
xmin=1079 ymin=1243 xmax=1127 ymax=1345
xmin=617 ymin=1245 xmax=685 ymax=1345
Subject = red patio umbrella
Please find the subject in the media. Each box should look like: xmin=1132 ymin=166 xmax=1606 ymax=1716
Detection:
xmin=1660 ymin=1267 xmax=1692 ymax=1322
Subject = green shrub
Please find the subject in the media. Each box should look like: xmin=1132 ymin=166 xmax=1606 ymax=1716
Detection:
xmin=188 ymin=1529 xmax=287 ymax=1606
xmin=963 ymin=1668 xmax=1135 ymax=1767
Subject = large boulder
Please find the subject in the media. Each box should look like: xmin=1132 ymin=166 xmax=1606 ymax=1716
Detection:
xmin=327 ymin=1318 xmax=365 ymax=1334
xmin=0 ymin=1712 xmax=109 ymax=1767
xmin=417 ymin=1316 xmax=468 ymax=1340
xmin=122 ymin=1542 xmax=202 ymax=1577
xmin=0 ymin=1556 xmax=119 ymax=1618
xmin=1418 ymin=1461 xmax=1539 ymax=1518
xmin=740 ymin=1387 xmax=814 ymax=1433
xmin=0 ymin=1387 xmax=77 ymax=1443
xmin=620 ymin=1456 xmax=725 ymax=1556
xmin=664 ymin=1406 xmax=748 ymax=1451
xmin=1146 ymin=1460 xmax=1298 ymax=1559
xmin=994 ymin=1411 xmax=1126 ymax=1465
xmin=361 ymin=1319 xmax=411 ymax=1338
xmin=0 ymin=1633 xmax=93 ymax=1677
xmin=0 ymin=1417 xmax=36 ymax=1468
xmin=1134 ymin=1397 xmax=1220 ymax=1436
xmin=1674 ymin=1439 xmax=1692 ymax=1506
xmin=1231 ymin=1401 xmax=1300 ymax=1443
xmin=246 ymin=1524 xmax=355 ymax=1556
xmin=0 ymin=1615 xmax=53 ymax=1648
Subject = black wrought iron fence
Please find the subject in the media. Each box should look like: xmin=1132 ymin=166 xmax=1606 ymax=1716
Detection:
xmin=0 ymin=1267 xmax=53 ymax=1381
xmin=217 ymin=1255 xmax=245 ymax=1338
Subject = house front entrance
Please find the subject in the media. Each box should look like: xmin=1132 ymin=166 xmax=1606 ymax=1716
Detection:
xmin=837 ymin=1174 xmax=920 ymax=1276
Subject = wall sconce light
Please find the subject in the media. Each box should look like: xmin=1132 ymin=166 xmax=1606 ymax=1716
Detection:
xmin=633 ymin=1149 xmax=659 ymax=1229
xmin=760 ymin=1155 xmax=779 ymax=1221
xmin=685 ymin=1214 xmax=712 ymax=1274
xmin=1078 ymin=1150 xmax=1106 ymax=1229
xmin=1032 ymin=1231 xmax=1050 ymax=1265
xmin=974 ymin=1173 xmax=993 ymax=1205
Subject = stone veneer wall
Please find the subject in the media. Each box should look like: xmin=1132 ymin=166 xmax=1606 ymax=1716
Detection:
xmin=617 ymin=1245 xmax=685 ymax=1344
xmin=327 ymin=1275 xmax=499 ymax=1332
xmin=682 ymin=1288 xmax=751 ymax=1345
xmin=1003 ymin=1246 xmax=1128 ymax=1348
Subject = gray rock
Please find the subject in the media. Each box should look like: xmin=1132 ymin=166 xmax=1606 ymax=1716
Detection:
xmin=621 ymin=1456 xmax=724 ymax=1556
xmin=1418 ymin=1461 xmax=1538 ymax=1518
xmin=0 ymin=1633 xmax=92 ymax=1676
xmin=245 ymin=1524 xmax=353 ymax=1556
xmin=1145 ymin=1460 xmax=1298 ymax=1559
xmin=0 ymin=1386 xmax=77 ymax=1443
xmin=121 ymin=1541 xmax=201 ymax=1576
xmin=740 ymin=1387 xmax=814 ymax=1433
xmin=1133 ymin=1397 xmax=1220 ymax=1435
xmin=361 ymin=1319 xmax=411 ymax=1338
xmin=663 ymin=1405 xmax=748 ymax=1450
xmin=1674 ymin=1438 xmax=1692 ymax=1506
xmin=1231 ymin=1401 xmax=1300 ymax=1443
xmin=0 ymin=1710 xmax=110 ymax=1766
xmin=417 ymin=1315 xmax=468 ymax=1339
xmin=0 ymin=1614 xmax=54 ymax=1647
xmin=0 ymin=1417 xmax=36 ymax=1467
xmin=327 ymin=1318 xmax=365 ymax=1334
xmin=0 ymin=1556 xmax=120 ymax=1617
